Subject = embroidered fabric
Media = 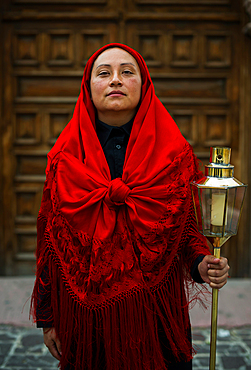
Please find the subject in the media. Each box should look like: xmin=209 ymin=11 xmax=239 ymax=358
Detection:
xmin=31 ymin=145 xmax=210 ymax=370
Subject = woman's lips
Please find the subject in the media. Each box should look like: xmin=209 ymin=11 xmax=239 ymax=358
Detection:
xmin=107 ymin=91 xmax=126 ymax=96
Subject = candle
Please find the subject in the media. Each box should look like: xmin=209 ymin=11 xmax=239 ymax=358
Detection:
xmin=211 ymin=193 xmax=227 ymax=226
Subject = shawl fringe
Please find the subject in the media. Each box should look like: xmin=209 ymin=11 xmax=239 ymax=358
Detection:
xmin=31 ymin=238 xmax=198 ymax=370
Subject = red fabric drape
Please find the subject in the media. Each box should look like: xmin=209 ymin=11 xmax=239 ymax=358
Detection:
xmin=31 ymin=43 xmax=210 ymax=370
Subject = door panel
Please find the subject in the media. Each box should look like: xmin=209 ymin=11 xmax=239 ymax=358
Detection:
xmin=1 ymin=0 xmax=250 ymax=276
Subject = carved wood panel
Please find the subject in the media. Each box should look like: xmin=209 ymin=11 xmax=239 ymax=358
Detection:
xmin=203 ymin=32 xmax=232 ymax=68
xmin=135 ymin=0 xmax=230 ymax=4
xmin=13 ymin=31 xmax=40 ymax=67
xmin=1 ymin=0 xmax=250 ymax=276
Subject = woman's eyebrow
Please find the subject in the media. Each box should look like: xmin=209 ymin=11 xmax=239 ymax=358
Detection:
xmin=96 ymin=62 xmax=136 ymax=69
xmin=96 ymin=64 xmax=111 ymax=69
xmin=120 ymin=63 xmax=136 ymax=67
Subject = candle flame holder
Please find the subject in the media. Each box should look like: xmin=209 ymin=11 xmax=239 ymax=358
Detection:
xmin=190 ymin=147 xmax=247 ymax=370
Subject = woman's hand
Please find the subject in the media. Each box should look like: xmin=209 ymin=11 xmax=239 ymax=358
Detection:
xmin=198 ymin=255 xmax=230 ymax=289
xmin=43 ymin=327 xmax=62 ymax=361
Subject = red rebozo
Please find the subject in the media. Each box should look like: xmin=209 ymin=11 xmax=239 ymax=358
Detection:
xmin=31 ymin=43 xmax=210 ymax=370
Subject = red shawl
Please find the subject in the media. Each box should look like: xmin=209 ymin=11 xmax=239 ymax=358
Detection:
xmin=31 ymin=43 xmax=210 ymax=370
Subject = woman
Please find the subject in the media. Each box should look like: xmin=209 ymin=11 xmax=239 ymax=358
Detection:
xmin=31 ymin=44 xmax=229 ymax=370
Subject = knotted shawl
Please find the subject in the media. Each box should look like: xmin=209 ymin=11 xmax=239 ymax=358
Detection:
xmin=31 ymin=43 xmax=210 ymax=370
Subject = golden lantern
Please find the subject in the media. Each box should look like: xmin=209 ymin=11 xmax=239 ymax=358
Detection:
xmin=190 ymin=147 xmax=247 ymax=370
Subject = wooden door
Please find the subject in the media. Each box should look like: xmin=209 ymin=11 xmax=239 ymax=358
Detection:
xmin=1 ymin=0 xmax=250 ymax=276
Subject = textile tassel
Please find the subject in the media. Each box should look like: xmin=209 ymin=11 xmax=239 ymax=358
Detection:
xmin=153 ymin=269 xmax=193 ymax=362
xmin=30 ymin=210 xmax=210 ymax=370
xmin=44 ymin=261 xmax=197 ymax=370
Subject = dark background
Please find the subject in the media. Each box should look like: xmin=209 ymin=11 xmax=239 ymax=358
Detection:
xmin=0 ymin=0 xmax=251 ymax=277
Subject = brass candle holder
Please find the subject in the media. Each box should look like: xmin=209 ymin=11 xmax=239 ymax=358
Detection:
xmin=190 ymin=147 xmax=247 ymax=370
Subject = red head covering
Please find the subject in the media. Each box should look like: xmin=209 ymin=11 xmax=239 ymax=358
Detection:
xmin=47 ymin=43 xmax=187 ymax=238
xmin=31 ymin=43 xmax=209 ymax=370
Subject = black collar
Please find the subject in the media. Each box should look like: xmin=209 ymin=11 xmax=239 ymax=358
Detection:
xmin=96 ymin=118 xmax=134 ymax=147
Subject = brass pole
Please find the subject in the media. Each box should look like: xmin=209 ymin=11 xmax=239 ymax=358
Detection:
xmin=209 ymin=237 xmax=221 ymax=370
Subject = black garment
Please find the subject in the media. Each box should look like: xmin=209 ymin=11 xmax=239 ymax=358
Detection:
xmin=95 ymin=118 xmax=133 ymax=180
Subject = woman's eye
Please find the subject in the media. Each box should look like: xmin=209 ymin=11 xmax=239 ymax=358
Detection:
xmin=98 ymin=71 xmax=109 ymax=76
xmin=123 ymin=70 xmax=133 ymax=75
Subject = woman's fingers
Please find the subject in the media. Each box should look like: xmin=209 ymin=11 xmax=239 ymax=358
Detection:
xmin=198 ymin=255 xmax=230 ymax=289
xmin=208 ymin=257 xmax=230 ymax=289
xmin=55 ymin=336 xmax=62 ymax=356
xmin=208 ymin=270 xmax=229 ymax=289
xmin=43 ymin=327 xmax=62 ymax=361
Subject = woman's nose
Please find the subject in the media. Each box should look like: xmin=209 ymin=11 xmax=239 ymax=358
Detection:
xmin=110 ymin=72 xmax=122 ymax=86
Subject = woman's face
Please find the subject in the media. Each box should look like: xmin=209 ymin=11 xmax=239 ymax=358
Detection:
xmin=90 ymin=48 xmax=142 ymax=125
